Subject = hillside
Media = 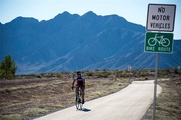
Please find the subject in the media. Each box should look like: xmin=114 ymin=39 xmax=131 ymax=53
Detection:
xmin=0 ymin=11 xmax=180 ymax=74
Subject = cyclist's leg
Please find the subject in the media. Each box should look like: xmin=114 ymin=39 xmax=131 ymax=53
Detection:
xmin=82 ymin=88 xmax=85 ymax=104
xmin=76 ymin=87 xmax=79 ymax=96
xmin=82 ymin=81 xmax=85 ymax=104
xmin=76 ymin=82 xmax=79 ymax=99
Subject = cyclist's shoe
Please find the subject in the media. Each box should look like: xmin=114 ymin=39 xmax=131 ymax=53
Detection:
xmin=82 ymin=99 xmax=85 ymax=104
xmin=78 ymin=98 xmax=81 ymax=103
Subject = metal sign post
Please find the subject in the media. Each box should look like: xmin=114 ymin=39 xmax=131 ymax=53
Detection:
xmin=145 ymin=4 xmax=176 ymax=120
xmin=153 ymin=53 xmax=159 ymax=120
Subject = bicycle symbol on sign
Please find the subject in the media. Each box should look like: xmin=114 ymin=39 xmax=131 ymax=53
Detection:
xmin=148 ymin=34 xmax=170 ymax=47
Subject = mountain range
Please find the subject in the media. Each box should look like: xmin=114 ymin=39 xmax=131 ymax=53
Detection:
xmin=0 ymin=11 xmax=181 ymax=74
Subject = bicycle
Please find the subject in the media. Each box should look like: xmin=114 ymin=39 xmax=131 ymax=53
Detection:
xmin=148 ymin=34 xmax=170 ymax=47
xmin=72 ymin=86 xmax=83 ymax=110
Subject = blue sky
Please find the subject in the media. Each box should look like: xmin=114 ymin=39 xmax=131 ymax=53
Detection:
xmin=0 ymin=0 xmax=180 ymax=39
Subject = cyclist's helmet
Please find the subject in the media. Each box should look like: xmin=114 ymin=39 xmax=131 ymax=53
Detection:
xmin=77 ymin=71 xmax=81 ymax=75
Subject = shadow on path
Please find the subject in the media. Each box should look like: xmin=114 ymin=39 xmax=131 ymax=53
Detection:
xmin=82 ymin=108 xmax=91 ymax=112
xmin=77 ymin=108 xmax=91 ymax=112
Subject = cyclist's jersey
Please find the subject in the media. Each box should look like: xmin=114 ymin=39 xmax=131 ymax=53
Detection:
xmin=74 ymin=74 xmax=85 ymax=88
xmin=73 ymin=74 xmax=85 ymax=81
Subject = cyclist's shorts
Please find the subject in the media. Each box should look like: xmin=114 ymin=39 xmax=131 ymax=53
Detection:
xmin=76 ymin=81 xmax=85 ymax=90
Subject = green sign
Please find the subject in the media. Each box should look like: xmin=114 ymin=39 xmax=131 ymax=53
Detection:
xmin=144 ymin=32 xmax=173 ymax=53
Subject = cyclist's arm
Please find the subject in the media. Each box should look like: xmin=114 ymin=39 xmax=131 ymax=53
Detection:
xmin=81 ymin=74 xmax=85 ymax=80
xmin=81 ymin=75 xmax=85 ymax=87
xmin=72 ymin=75 xmax=77 ymax=86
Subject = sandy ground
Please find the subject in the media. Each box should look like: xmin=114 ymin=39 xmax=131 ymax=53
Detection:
xmin=34 ymin=80 xmax=162 ymax=120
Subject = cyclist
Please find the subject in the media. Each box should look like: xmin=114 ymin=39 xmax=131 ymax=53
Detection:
xmin=72 ymin=71 xmax=85 ymax=104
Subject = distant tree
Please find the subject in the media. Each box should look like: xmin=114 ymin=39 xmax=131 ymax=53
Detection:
xmin=0 ymin=55 xmax=17 ymax=79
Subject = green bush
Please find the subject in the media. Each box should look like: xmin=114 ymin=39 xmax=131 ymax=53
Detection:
xmin=95 ymin=71 xmax=110 ymax=78
xmin=0 ymin=55 xmax=17 ymax=79
xmin=86 ymin=71 xmax=94 ymax=77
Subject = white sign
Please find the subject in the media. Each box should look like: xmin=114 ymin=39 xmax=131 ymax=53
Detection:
xmin=146 ymin=4 xmax=176 ymax=32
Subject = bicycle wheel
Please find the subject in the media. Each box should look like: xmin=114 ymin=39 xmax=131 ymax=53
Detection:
xmin=75 ymin=95 xmax=80 ymax=110
xmin=78 ymin=87 xmax=83 ymax=110
xmin=162 ymin=38 xmax=170 ymax=47
xmin=148 ymin=38 xmax=157 ymax=46
xmin=75 ymin=87 xmax=83 ymax=110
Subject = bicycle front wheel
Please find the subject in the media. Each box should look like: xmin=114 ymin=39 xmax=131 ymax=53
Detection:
xmin=75 ymin=97 xmax=80 ymax=110
xmin=75 ymin=93 xmax=83 ymax=110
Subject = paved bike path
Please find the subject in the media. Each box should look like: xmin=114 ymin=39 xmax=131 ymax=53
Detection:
xmin=35 ymin=80 xmax=162 ymax=120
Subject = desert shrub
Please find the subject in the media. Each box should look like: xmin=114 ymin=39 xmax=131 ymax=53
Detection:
xmin=95 ymin=71 xmax=110 ymax=78
xmin=57 ymin=74 xmax=62 ymax=78
xmin=116 ymin=71 xmax=127 ymax=77
xmin=86 ymin=71 xmax=94 ymax=77
xmin=44 ymin=73 xmax=54 ymax=78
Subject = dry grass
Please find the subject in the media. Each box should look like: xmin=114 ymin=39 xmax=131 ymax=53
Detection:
xmin=0 ymin=72 xmax=131 ymax=120
xmin=0 ymin=69 xmax=180 ymax=120
xmin=142 ymin=75 xmax=181 ymax=120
